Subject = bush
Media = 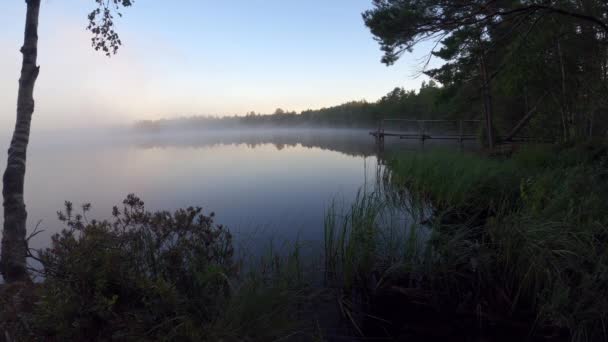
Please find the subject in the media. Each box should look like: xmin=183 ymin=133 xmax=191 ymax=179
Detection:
xmin=33 ymin=194 xmax=235 ymax=340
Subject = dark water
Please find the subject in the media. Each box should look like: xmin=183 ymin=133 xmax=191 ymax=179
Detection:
xmin=0 ymin=128 xmax=471 ymax=253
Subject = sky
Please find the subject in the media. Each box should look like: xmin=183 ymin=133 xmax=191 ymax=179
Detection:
xmin=0 ymin=0 xmax=440 ymax=130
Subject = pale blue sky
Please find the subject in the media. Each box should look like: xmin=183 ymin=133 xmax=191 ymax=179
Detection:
xmin=0 ymin=0 xmax=440 ymax=129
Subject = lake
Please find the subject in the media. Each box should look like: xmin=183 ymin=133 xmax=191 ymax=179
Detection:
xmin=0 ymin=128 xmax=466 ymax=254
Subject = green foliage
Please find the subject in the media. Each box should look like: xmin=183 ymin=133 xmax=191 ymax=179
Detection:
xmin=33 ymin=194 xmax=234 ymax=340
xmin=364 ymin=0 xmax=608 ymax=141
xmin=323 ymin=190 xmax=432 ymax=337
xmin=383 ymin=146 xmax=608 ymax=341
xmin=210 ymin=243 xmax=310 ymax=341
xmin=321 ymin=145 xmax=608 ymax=340
xmin=324 ymin=192 xmax=384 ymax=290
xmin=388 ymin=149 xmax=521 ymax=211
xmin=6 ymin=195 xmax=309 ymax=341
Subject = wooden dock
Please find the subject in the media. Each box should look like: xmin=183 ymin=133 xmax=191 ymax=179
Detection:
xmin=370 ymin=119 xmax=482 ymax=142
xmin=370 ymin=118 xmax=556 ymax=145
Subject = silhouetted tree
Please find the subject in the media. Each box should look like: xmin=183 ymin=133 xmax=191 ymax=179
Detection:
xmin=363 ymin=0 xmax=608 ymax=143
xmin=1 ymin=0 xmax=133 ymax=283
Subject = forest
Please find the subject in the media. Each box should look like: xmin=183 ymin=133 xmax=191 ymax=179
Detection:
xmin=364 ymin=0 xmax=608 ymax=143
xmin=3 ymin=1 xmax=608 ymax=341
xmin=138 ymin=0 xmax=608 ymax=143
xmin=133 ymin=81 xmax=443 ymax=130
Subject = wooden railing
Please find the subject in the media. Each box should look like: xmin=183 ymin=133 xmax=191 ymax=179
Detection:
xmin=370 ymin=119 xmax=483 ymax=142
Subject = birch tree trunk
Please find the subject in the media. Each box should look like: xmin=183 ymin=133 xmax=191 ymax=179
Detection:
xmin=0 ymin=0 xmax=41 ymax=283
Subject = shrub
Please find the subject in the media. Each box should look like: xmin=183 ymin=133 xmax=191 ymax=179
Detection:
xmin=33 ymin=194 xmax=235 ymax=340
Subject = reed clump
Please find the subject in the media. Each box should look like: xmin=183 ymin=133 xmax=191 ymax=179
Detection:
xmin=323 ymin=142 xmax=608 ymax=341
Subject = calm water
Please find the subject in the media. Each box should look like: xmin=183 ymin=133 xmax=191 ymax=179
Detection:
xmin=0 ymin=129 xmax=383 ymax=252
xmin=0 ymin=128 xmax=469 ymax=253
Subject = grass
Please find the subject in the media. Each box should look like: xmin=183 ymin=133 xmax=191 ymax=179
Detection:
xmin=208 ymin=242 xmax=315 ymax=341
xmin=320 ymin=142 xmax=608 ymax=341
xmin=323 ymin=190 xmax=438 ymax=338
xmin=387 ymin=148 xmax=522 ymax=212
xmin=3 ymin=142 xmax=608 ymax=341
xmin=1 ymin=196 xmax=321 ymax=342
xmin=323 ymin=190 xmax=431 ymax=288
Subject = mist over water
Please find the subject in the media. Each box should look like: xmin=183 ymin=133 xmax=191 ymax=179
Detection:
xmin=0 ymin=128 xmax=476 ymax=258
xmin=0 ymin=128 xmax=377 ymax=252
xmin=0 ymin=127 xmax=475 ymax=256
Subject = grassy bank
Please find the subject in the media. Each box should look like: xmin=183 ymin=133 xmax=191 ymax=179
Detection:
xmin=323 ymin=142 xmax=608 ymax=341
xmin=2 ymin=143 xmax=607 ymax=341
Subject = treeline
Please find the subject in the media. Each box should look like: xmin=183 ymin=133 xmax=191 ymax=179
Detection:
xmin=364 ymin=0 xmax=608 ymax=142
xmin=138 ymin=1 xmax=608 ymax=142
xmin=134 ymin=81 xmax=446 ymax=131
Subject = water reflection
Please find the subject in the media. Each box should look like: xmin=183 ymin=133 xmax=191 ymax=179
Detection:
xmin=0 ymin=128 xmax=474 ymax=255
xmin=128 ymin=128 xmax=475 ymax=159
xmin=130 ymin=129 xmax=379 ymax=157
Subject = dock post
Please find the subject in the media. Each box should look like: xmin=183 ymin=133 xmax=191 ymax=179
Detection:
xmin=374 ymin=119 xmax=385 ymax=150
xmin=459 ymin=120 xmax=464 ymax=143
xmin=421 ymin=121 xmax=426 ymax=143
